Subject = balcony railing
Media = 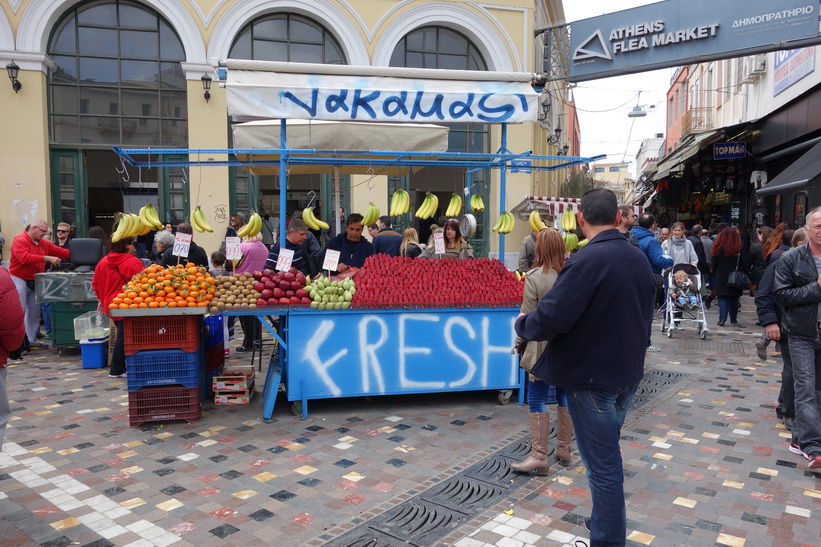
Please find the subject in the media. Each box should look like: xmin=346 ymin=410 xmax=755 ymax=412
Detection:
xmin=682 ymin=107 xmax=713 ymax=136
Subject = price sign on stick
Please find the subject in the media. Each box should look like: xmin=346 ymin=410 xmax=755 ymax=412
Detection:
xmin=173 ymin=232 xmax=192 ymax=258
xmin=225 ymin=237 xmax=241 ymax=261
xmin=276 ymin=248 xmax=294 ymax=272
xmin=433 ymin=231 xmax=445 ymax=254
xmin=323 ymin=249 xmax=340 ymax=272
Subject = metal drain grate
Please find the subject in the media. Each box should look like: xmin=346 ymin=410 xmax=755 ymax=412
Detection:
xmin=679 ymin=339 xmax=746 ymax=354
xmin=324 ymin=369 xmax=688 ymax=546
xmin=631 ymin=368 xmax=690 ymax=410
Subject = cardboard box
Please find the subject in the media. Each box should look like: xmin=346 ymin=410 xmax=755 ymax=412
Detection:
xmin=215 ymin=389 xmax=255 ymax=405
xmin=212 ymin=368 xmax=255 ymax=391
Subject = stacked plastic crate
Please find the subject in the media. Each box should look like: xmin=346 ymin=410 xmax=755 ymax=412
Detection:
xmin=123 ymin=315 xmax=203 ymax=427
xmin=202 ymin=314 xmax=226 ymax=399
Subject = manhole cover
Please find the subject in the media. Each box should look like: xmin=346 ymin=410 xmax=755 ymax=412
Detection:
xmin=679 ymin=339 xmax=746 ymax=354
xmin=631 ymin=368 xmax=689 ymax=410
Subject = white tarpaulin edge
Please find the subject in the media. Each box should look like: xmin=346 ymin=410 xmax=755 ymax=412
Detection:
xmin=225 ymin=61 xmax=539 ymax=124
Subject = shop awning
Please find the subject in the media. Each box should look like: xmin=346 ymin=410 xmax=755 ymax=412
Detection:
xmin=757 ymin=140 xmax=821 ymax=196
xmin=511 ymin=196 xmax=643 ymax=221
xmin=652 ymin=130 xmax=720 ymax=181
xmin=631 ymin=187 xmax=655 ymax=206
xmin=232 ymin=119 xmax=449 ymax=175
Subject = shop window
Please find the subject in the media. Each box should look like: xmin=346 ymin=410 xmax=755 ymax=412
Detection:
xmin=229 ymin=13 xmax=345 ymax=65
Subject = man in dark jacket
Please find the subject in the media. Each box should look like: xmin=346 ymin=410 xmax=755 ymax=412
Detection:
xmin=372 ymin=216 xmax=402 ymax=256
xmin=321 ymin=213 xmax=374 ymax=274
xmin=688 ymin=224 xmax=709 ymax=277
xmin=516 ymin=188 xmax=655 ymax=546
xmin=159 ymin=223 xmax=208 ymax=267
xmin=773 ymin=207 xmax=821 ymax=470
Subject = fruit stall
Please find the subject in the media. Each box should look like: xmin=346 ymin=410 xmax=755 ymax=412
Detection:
xmin=107 ymin=60 xmax=607 ymax=422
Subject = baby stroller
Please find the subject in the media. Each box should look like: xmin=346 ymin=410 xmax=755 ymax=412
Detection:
xmin=661 ymin=263 xmax=708 ymax=339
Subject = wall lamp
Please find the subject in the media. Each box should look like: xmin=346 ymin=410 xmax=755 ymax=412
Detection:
xmin=547 ymin=124 xmax=562 ymax=146
xmin=201 ymin=73 xmax=212 ymax=102
xmin=537 ymin=97 xmax=551 ymax=121
xmin=556 ymin=144 xmax=570 ymax=156
xmin=6 ymin=61 xmax=21 ymax=93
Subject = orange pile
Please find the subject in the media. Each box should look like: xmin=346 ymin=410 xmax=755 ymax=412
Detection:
xmin=108 ymin=263 xmax=217 ymax=309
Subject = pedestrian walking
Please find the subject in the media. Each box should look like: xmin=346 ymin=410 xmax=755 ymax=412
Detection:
xmin=710 ymin=227 xmax=747 ymax=327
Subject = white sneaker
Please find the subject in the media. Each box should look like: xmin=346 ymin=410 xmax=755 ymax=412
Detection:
xmin=646 ymin=345 xmax=661 ymax=352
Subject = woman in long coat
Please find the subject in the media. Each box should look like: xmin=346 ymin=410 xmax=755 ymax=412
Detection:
xmin=711 ymin=226 xmax=747 ymax=327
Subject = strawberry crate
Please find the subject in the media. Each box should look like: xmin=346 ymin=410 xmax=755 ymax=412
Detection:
xmin=204 ymin=344 xmax=225 ymax=370
xmin=126 ymin=349 xmax=202 ymax=391
xmin=123 ymin=315 xmax=201 ymax=355
xmin=128 ymin=385 xmax=200 ymax=427
xmin=215 ymin=381 xmax=255 ymax=405
xmin=212 ymin=368 xmax=255 ymax=392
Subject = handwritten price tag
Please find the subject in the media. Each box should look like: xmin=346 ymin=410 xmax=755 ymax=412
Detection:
xmin=276 ymin=248 xmax=294 ymax=272
xmin=433 ymin=231 xmax=445 ymax=254
xmin=323 ymin=249 xmax=340 ymax=271
xmin=225 ymin=237 xmax=241 ymax=260
xmin=173 ymin=232 xmax=192 ymax=258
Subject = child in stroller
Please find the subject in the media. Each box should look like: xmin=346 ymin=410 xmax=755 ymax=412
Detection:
xmin=669 ymin=268 xmax=699 ymax=310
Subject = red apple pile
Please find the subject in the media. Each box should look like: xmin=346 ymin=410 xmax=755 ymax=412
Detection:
xmin=251 ymin=267 xmax=312 ymax=307
xmin=351 ymin=255 xmax=523 ymax=309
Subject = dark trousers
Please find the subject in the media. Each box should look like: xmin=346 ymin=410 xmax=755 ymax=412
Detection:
xmin=110 ymin=320 xmax=126 ymax=375
xmin=240 ymin=315 xmax=260 ymax=349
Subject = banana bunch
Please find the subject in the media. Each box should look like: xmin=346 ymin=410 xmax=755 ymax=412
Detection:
xmin=237 ymin=212 xmax=263 ymax=239
xmin=303 ymin=207 xmax=330 ymax=230
xmin=560 ymin=209 xmax=577 ymax=232
xmin=415 ymin=193 xmax=438 ymax=220
xmin=563 ymin=232 xmax=579 ymax=252
xmin=389 ymin=189 xmax=410 ymax=216
xmin=111 ymin=212 xmax=142 ymax=242
xmin=138 ymin=204 xmax=163 ymax=231
xmin=514 ymin=270 xmax=527 ymax=282
xmin=190 ymin=206 xmax=213 ymax=233
xmin=528 ymin=210 xmax=547 ymax=232
xmin=361 ymin=203 xmax=380 ymax=226
xmin=469 ymin=194 xmax=485 ymax=212
xmin=444 ymin=194 xmax=462 ymax=218
xmin=577 ymin=238 xmax=589 ymax=249
xmin=491 ymin=211 xmax=515 ymax=234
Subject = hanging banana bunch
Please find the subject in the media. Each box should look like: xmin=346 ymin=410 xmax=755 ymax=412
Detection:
xmin=491 ymin=211 xmax=515 ymax=234
xmin=389 ymin=189 xmax=410 ymax=216
xmin=528 ymin=210 xmax=547 ymax=232
xmin=469 ymin=194 xmax=485 ymax=212
xmin=445 ymin=194 xmax=462 ymax=218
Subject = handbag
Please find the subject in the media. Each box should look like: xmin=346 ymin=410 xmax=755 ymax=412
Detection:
xmin=727 ymin=255 xmax=750 ymax=290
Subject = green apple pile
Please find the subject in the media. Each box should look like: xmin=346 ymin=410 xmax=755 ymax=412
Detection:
xmin=308 ymin=276 xmax=356 ymax=310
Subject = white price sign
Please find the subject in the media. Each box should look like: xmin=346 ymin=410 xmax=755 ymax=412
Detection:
xmin=276 ymin=248 xmax=294 ymax=272
xmin=323 ymin=249 xmax=341 ymax=271
xmin=172 ymin=232 xmax=192 ymax=258
xmin=225 ymin=237 xmax=241 ymax=260
xmin=433 ymin=231 xmax=445 ymax=254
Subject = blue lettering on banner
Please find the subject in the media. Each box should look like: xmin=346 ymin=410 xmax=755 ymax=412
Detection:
xmin=285 ymin=309 xmax=519 ymax=400
xmin=713 ymin=141 xmax=746 ymax=159
xmin=278 ymin=87 xmax=529 ymax=123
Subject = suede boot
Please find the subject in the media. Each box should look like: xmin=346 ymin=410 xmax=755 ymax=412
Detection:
xmin=511 ymin=412 xmax=550 ymax=476
xmin=556 ymin=406 xmax=575 ymax=467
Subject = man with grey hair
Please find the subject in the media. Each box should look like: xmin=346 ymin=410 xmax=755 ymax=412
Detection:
xmin=10 ymin=220 xmax=70 ymax=346
xmin=516 ymin=188 xmax=656 ymax=545
xmin=265 ymin=218 xmax=311 ymax=275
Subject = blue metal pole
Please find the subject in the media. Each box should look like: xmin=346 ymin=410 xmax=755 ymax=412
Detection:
xmin=279 ymin=119 xmax=287 ymax=249
xmin=499 ymin=123 xmax=507 ymax=265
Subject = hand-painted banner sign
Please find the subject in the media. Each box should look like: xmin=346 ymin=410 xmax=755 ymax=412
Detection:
xmin=227 ymin=72 xmax=539 ymax=123
xmin=285 ymin=308 xmax=520 ymax=402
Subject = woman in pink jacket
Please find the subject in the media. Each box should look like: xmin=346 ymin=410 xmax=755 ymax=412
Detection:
xmin=235 ymin=234 xmax=270 ymax=352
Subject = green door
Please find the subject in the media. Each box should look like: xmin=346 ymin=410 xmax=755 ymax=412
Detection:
xmin=161 ymin=154 xmax=190 ymax=226
xmin=50 ymin=150 xmax=88 ymax=236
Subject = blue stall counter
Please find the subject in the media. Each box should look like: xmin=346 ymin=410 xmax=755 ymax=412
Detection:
xmin=282 ymin=307 xmax=523 ymax=416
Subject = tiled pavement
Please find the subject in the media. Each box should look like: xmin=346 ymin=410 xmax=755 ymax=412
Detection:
xmin=1 ymin=295 xmax=820 ymax=547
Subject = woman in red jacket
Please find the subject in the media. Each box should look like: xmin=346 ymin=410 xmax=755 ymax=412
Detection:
xmin=92 ymin=236 xmax=144 ymax=378
xmin=0 ymin=266 xmax=26 ymax=452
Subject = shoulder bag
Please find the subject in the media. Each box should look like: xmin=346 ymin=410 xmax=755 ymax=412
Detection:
xmin=727 ymin=255 xmax=750 ymax=290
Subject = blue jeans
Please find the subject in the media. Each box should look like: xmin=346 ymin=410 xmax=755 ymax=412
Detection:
xmin=718 ymin=296 xmax=738 ymax=323
xmin=787 ymin=334 xmax=821 ymax=455
xmin=40 ymin=302 xmax=53 ymax=335
xmin=527 ymin=380 xmax=567 ymax=413
xmin=567 ymin=384 xmax=639 ymax=547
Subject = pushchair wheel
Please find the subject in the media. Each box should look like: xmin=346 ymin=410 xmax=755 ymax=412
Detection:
xmin=497 ymin=390 xmax=513 ymax=405
xmin=700 ymin=329 xmax=707 ymax=340
xmin=667 ymin=327 xmax=673 ymax=338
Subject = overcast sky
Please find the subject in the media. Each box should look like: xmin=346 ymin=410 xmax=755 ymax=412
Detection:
xmin=562 ymin=0 xmax=672 ymax=178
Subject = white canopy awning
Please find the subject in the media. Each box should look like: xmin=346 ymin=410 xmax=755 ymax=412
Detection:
xmin=511 ymin=196 xmax=643 ymax=221
xmin=224 ymin=59 xmax=539 ymax=124
xmin=231 ymin=119 xmax=450 ymax=176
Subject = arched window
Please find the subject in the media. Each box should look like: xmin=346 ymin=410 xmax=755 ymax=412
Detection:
xmin=229 ymin=13 xmax=345 ymax=64
xmin=48 ymin=0 xmax=187 ymax=146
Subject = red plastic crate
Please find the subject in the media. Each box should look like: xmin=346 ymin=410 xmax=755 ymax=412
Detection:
xmin=124 ymin=315 xmax=201 ymax=355
xmin=128 ymin=386 xmax=201 ymax=427
xmin=204 ymin=344 xmax=225 ymax=370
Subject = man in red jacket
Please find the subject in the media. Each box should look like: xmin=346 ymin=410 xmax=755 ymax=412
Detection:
xmin=0 ymin=266 xmax=26 ymax=452
xmin=10 ymin=220 xmax=70 ymax=346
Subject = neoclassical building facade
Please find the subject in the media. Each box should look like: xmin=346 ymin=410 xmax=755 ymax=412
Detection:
xmin=0 ymin=0 xmax=568 ymax=259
